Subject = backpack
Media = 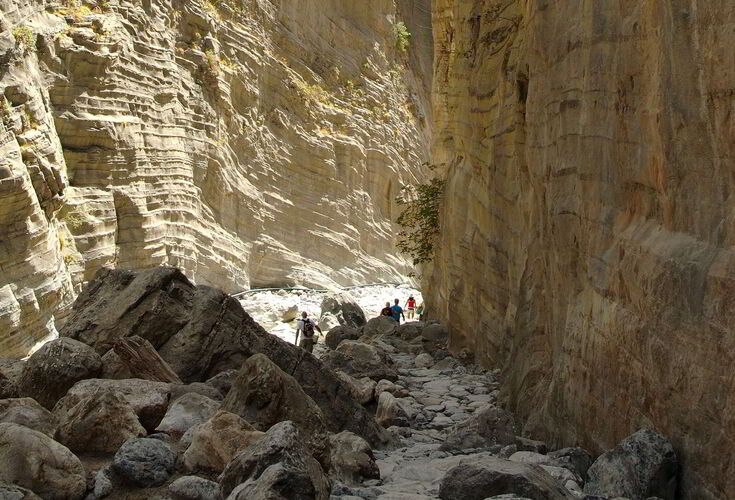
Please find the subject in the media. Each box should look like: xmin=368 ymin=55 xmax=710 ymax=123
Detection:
xmin=302 ymin=319 xmax=315 ymax=338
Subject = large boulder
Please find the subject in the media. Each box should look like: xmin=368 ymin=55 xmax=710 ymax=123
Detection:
xmin=375 ymin=392 xmax=413 ymax=428
xmin=54 ymin=388 xmax=146 ymax=453
xmin=183 ymin=410 xmax=265 ymax=473
xmin=0 ymin=423 xmax=86 ymax=500
xmin=225 ymin=463 xmax=317 ymax=500
xmin=329 ymin=431 xmax=380 ymax=485
xmin=0 ymin=398 xmax=58 ymax=437
xmin=112 ymin=437 xmax=177 ymax=487
xmin=17 ymin=338 xmax=103 ymax=409
xmin=320 ymin=292 xmax=366 ymax=329
xmin=334 ymin=371 xmax=375 ymax=405
xmin=396 ymin=321 xmax=424 ymax=340
xmin=440 ymin=404 xmax=518 ymax=452
xmin=169 ymin=476 xmax=219 ymax=500
xmin=58 ymin=378 xmax=171 ymax=432
xmin=222 ymin=354 xmax=329 ymax=466
xmin=322 ymin=341 xmax=397 ymax=382
xmin=421 ymin=322 xmax=449 ymax=352
xmin=0 ymin=358 xmax=24 ymax=399
xmin=219 ymin=421 xmax=330 ymax=500
xmin=547 ymin=447 xmax=593 ymax=483
xmin=584 ymin=429 xmax=678 ymax=499
xmin=324 ymin=325 xmax=362 ymax=350
xmin=438 ymin=457 xmax=573 ymax=500
xmin=155 ymin=392 xmax=221 ymax=438
xmin=60 ymin=267 xmax=386 ymax=446
xmin=362 ymin=316 xmax=398 ymax=338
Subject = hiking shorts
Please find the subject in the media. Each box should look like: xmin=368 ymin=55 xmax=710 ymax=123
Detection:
xmin=299 ymin=337 xmax=315 ymax=353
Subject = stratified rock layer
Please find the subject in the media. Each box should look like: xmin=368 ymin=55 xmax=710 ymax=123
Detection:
xmin=0 ymin=0 xmax=432 ymax=356
xmin=427 ymin=1 xmax=735 ymax=497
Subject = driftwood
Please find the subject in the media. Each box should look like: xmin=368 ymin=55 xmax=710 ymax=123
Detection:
xmin=112 ymin=336 xmax=182 ymax=384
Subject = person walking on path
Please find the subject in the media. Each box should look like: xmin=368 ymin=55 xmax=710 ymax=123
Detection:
xmin=390 ymin=298 xmax=405 ymax=324
xmin=405 ymin=295 xmax=417 ymax=320
xmin=380 ymin=302 xmax=393 ymax=317
xmin=295 ymin=311 xmax=322 ymax=353
xmin=416 ymin=302 xmax=425 ymax=321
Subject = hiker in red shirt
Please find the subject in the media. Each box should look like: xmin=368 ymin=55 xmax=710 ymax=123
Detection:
xmin=405 ymin=295 xmax=417 ymax=320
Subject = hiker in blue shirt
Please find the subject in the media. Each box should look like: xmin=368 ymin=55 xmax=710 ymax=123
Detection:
xmin=390 ymin=299 xmax=405 ymax=323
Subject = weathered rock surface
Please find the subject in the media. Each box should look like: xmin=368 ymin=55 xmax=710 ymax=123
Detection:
xmin=17 ymin=338 xmax=102 ymax=409
xmin=322 ymin=340 xmax=397 ymax=382
xmin=362 ymin=316 xmax=398 ymax=338
xmin=168 ymin=476 xmax=219 ymax=500
xmin=334 ymin=371 xmax=376 ymax=406
xmin=219 ymin=421 xmax=330 ymax=500
xmin=440 ymin=404 xmax=518 ymax=452
xmin=183 ymin=410 xmax=264 ymax=473
xmin=375 ymin=391 xmax=413 ymax=428
xmin=320 ymin=292 xmax=367 ymax=329
xmin=0 ymin=0 xmax=430 ymax=357
xmin=324 ymin=325 xmax=362 ymax=350
xmin=329 ymin=431 xmax=380 ymax=485
xmin=427 ymin=1 xmax=735 ymax=496
xmin=0 ymin=398 xmax=57 ymax=437
xmin=0 ymin=422 xmax=86 ymax=500
xmin=54 ymin=388 xmax=146 ymax=453
xmin=222 ymin=354 xmax=329 ymax=466
xmin=112 ymin=437 xmax=177 ymax=488
xmin=0 ymin=359 xmax=23 ymax=399
xmin=584 ymin=429 xmax=678 ymax=500
xmin=155 ymin=392 xmax=221 ymax=438
xmin=0 ymin=482 xmax=41 ymax=499
xmin=438 ymin=458 xmax=572 ymax=500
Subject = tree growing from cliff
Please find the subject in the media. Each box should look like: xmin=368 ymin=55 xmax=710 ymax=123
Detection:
xmin=394 ymin=21 xmax=411 ymax=53
xmin=396 ymin=168 xmax=445 ymax=267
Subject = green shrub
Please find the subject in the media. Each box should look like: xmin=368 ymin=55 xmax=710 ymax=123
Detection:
xmin=395 ymin=170 xmax=445 ymax=266
xmin=394 ymin=21 xmax=411 ymax=53
xmin=12 ymin=26 xmax=35 ymax=51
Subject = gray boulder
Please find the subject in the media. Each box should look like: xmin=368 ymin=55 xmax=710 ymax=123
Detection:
xmin=320 ymin=292 xmax=366 ymax=329
xmin=17 ymin=338 xmax=102 ymax=409
xmin=219 ymin=421 xmax=330 ymax=500
xmin=322 ymin=341 xmax=397 ymax=382
xmin=547 ymin=447 xmax=593 ymax=482
xmin=440 ymin=404 xmax=518 ymax=452
xmin=584 ymin=429 xmax=678 ymax=500
xmin=205 ymin=369 xmax=237 ymax=396
xmin=0 ymin=358 xmax=24 ymax=399
xmin=362 ymin=316 xmax=398 ymax=338
xmin=112 ymin=437 xmax=177 ymax=487
xmin=0 ymin=482 xmax=41 ymax=499
xmin=334 ymin=371 xmax=375 ymax=405
xmin=155 ymin=392 xmax=221 ymax=438
xmin=0 ymin=398 xmax=58 ymax=437
xmin=329 ymin=431 xmax=380 ymax=485
xmin=0 ymin=423 xmax=86 ymax=500
xmin=375 ymin=392 xmax=413 ymax=428
xmin=169 ymin=475 xmax=219 ymax=500
xmin=324 ymin=326 xmax=362 ymax=350
xmin=438 ymin=457 xmax=573 ymax=500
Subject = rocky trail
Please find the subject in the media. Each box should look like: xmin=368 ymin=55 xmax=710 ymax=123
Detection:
xmin=0 ymin=267 xmax=680 ymax=500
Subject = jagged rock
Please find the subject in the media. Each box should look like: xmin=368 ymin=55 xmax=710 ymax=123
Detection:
xmin=111 ymin=335 xmax=183 ymax=383
xmin=414 ymin=353 xmax=434 ymax=368
xmin=320 ymin=292 xmax=366 ymax=329
xmin=0 ymin=423 xmax=86 ymax=500
xmin=281 ymin=304 xmax=300 ymax=323
xmin=100 ymin=350 xmax=133 ymax=380
xmin=438 ymin=457 xmax=572 ymax=500
xmin=219 ymin=421 xmax=330 ymax=500
xmin=547 ymin=448 xmax=593 ymax=482
xmin=584 ymin=429 xmax=678 ymax=500
xmin=319 ymin=312 xmax=341 ymax=332
xmin=334 ymin=371 xmax=376 ymax=405
xmin=222 ymin=354 xmax=329 ymax=466
xmin=375 ymin=392 xmax=412 ymax=428
xmin=112 ymin=437 xmax=177 ymax=488
xmin=183 ymin=410 xmax=265 ymax=473
xmin=60 ymin=268 xmax=386 ymax=446
xmin=362 ymin=316 xmax=398 ymax=338
xmin=0 ymin=398 xmax=58 ymax=437
xmin=329 ymin=431 xmax=380 ymax=485
xmin=397 ymin=321 xmax=424 ymax=340
xmin=324 ymin=325 xmax=362 ymax=350
xmin=225 ymin=462 xmax=317 ymax=500
xmin=54 ymin=388 xmax=146 ymax=453
xmin=322 ymin=341 xmax=397 ymax=382
xmin=59 ymin=378 xmax=171 ymax=432
xmin=205 ymin=370 xmax=238 ymax=397
xmin=17 ymin=338 xmax=103 ymax=409
xmin=169 ymin=476 xmax=219 ymax=500
xmin=0 ymin=359 xmax=23 ymax=399
xmin=155 ymin=392 xmax=221 ymax=438
xmin=440 ymin=405 xmax=518 ymax=452
xmin=0 ymin=482 xmax=41 ymax=499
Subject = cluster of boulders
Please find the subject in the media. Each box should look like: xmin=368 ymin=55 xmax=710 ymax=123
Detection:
xmin=0 ymin=266 xmax=681 ymax=500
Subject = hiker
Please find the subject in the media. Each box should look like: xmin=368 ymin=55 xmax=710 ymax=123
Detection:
xmin=390 ymin=298 xmax=405 ymax=324
xmin=380 ymin=301 xmax=393 ymax=317
xmin=295 ymin=311 xmax=322 ymax=353
xmin=405 ymin=295 xmax=417 ymax=320
xmin=416 ymin=302 xmax=425 ymax=321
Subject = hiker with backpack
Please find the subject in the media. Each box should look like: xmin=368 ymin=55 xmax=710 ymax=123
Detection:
xmin=295 ymin=311 xmax=322 ymax=353
xmin=405 ymin=295 xmax=417 ymax=320
xmin=380 ymin=301 xmax=394 ymax=317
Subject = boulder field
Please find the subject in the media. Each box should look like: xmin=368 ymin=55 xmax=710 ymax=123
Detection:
xmin=0 ymin=267 xmax=680 ymax=499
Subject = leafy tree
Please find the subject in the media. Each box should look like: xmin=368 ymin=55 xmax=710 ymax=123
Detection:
xmin=396 ymin=169 xmax=445 ymax=267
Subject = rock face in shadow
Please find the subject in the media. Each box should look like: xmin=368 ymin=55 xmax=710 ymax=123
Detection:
xmin=427 ymin=1 xmax=735 ymax=496
xmin=0 ymin=0 xmax=431 ymax=356
xmin=60 ymin=267 xmax=387 ymax=446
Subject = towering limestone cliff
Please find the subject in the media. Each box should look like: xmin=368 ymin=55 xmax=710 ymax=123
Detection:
xmin=428 ymin=1 xmax=735 ymax=497
xmin=0 ymin=0 xmax=432 ymax=356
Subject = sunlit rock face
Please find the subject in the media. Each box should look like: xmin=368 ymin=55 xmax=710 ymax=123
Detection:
xmin=0 ymin=0 xmax=432 ymax=356
xmin=427 ymin=1 xmax=735 ymax=497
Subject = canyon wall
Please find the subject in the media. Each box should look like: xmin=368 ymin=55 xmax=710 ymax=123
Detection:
xmin=428 ymin=0 xmax=735 ymax=497
xmin=0 ymin=0 xmax=432 ymax=356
